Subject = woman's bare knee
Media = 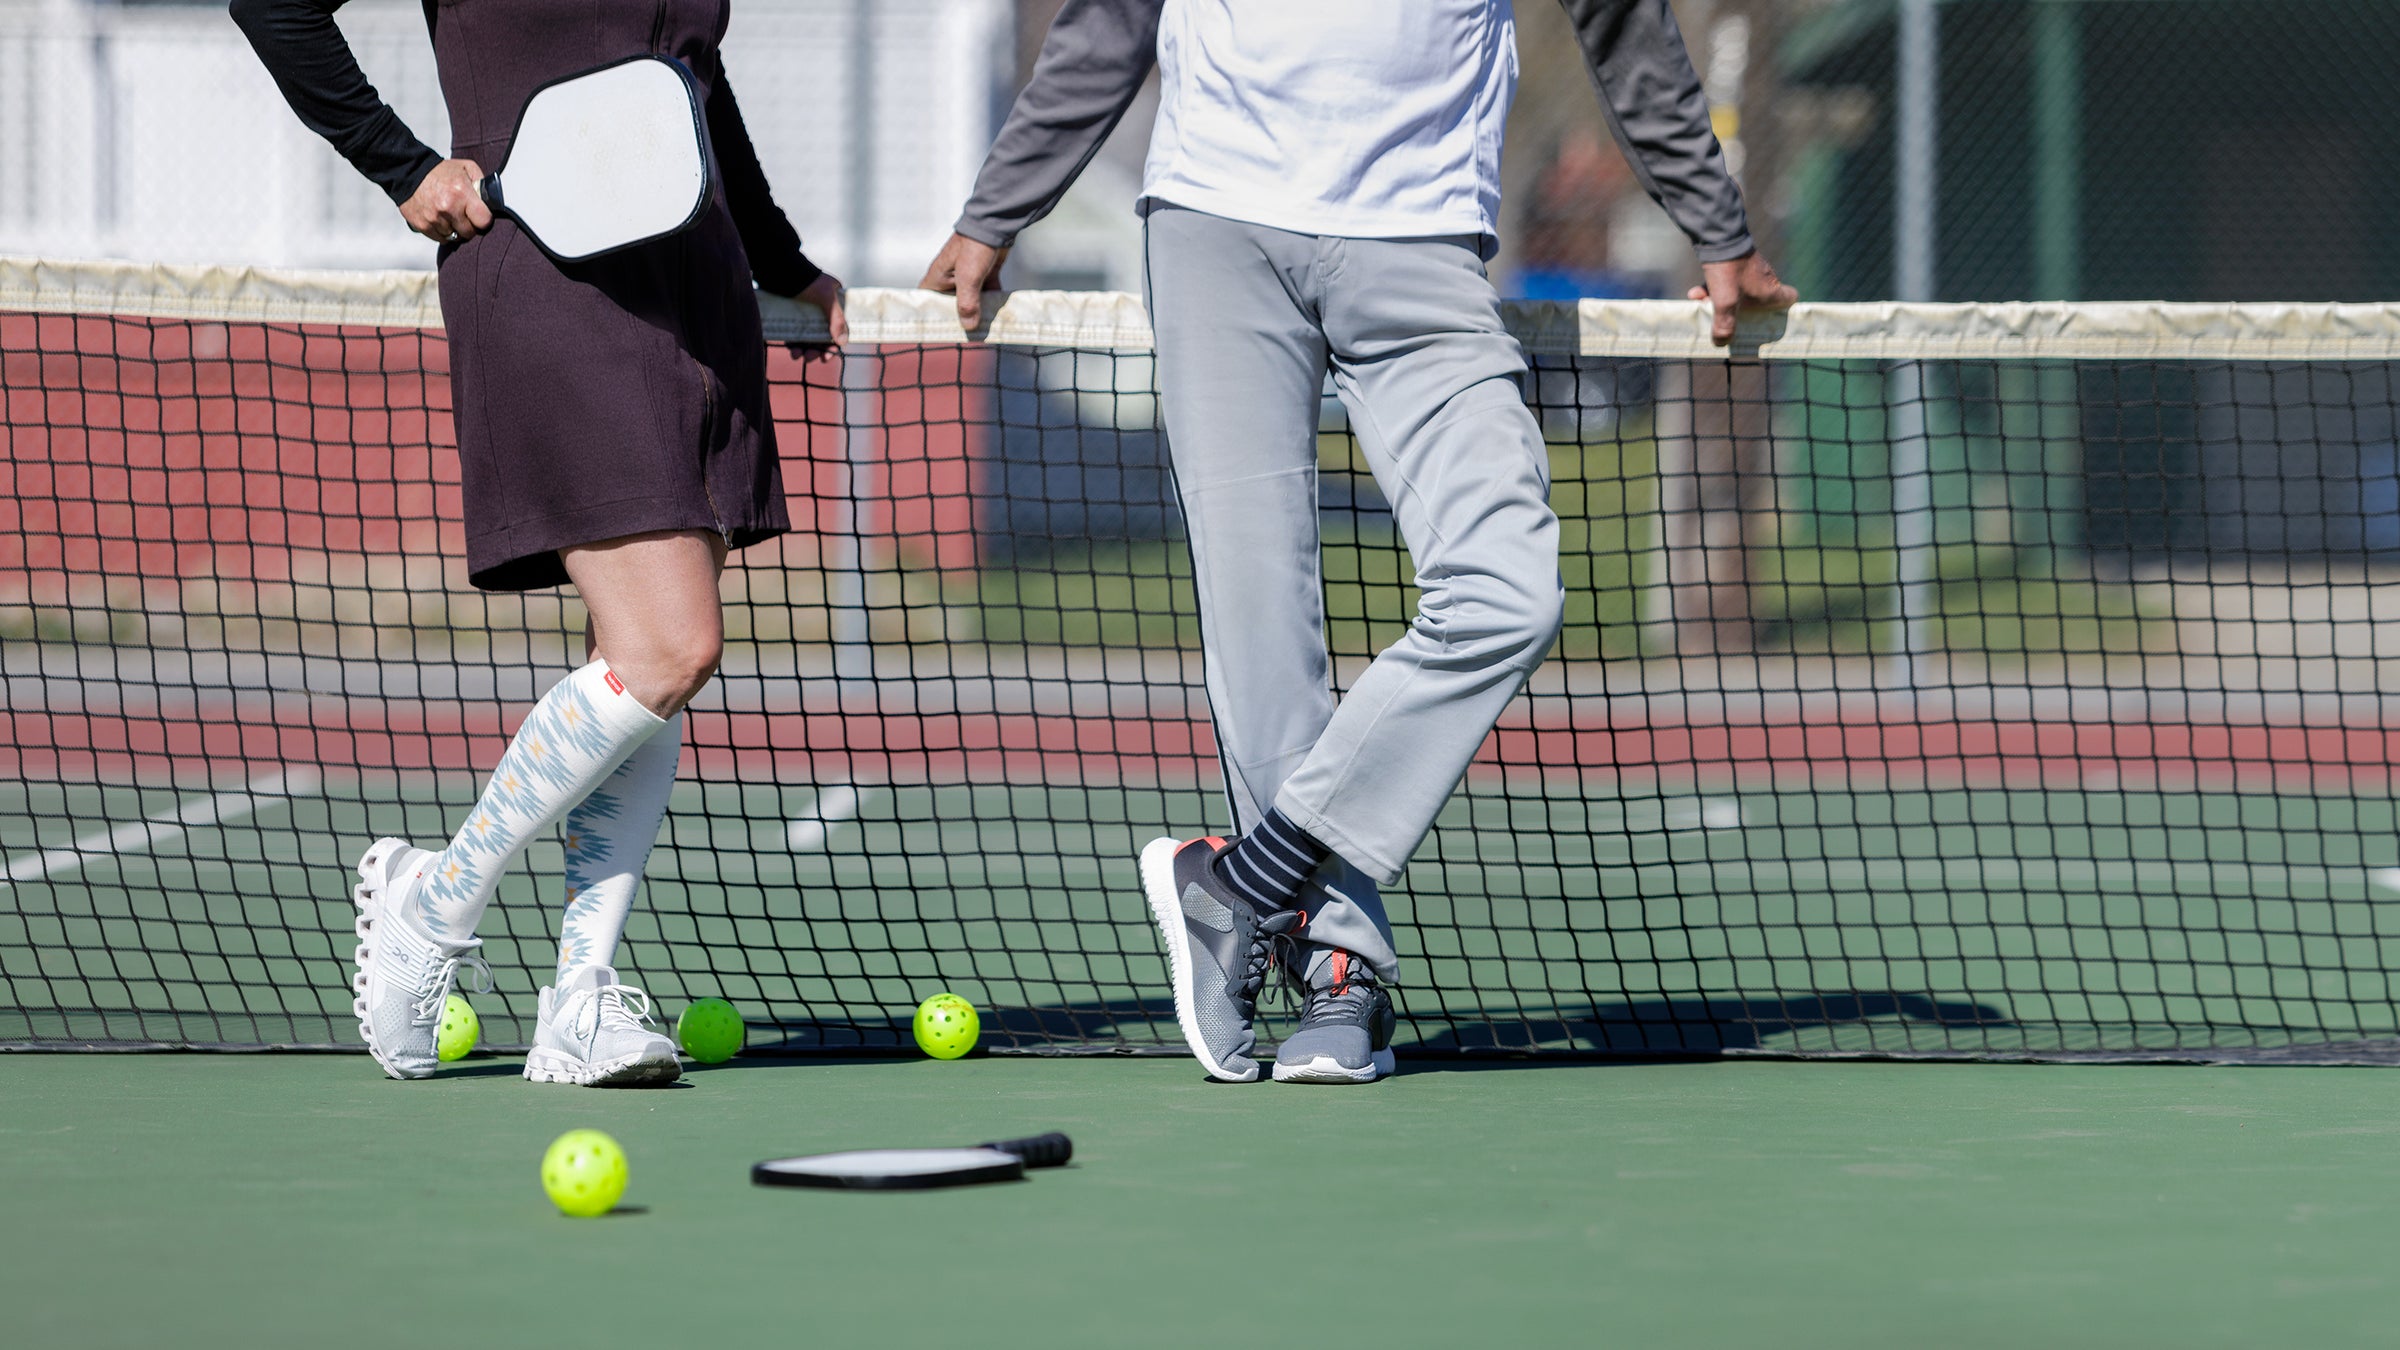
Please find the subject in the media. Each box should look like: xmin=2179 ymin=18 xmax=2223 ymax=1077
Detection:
xmin=562 ymin=529 xmax=726 ymax=716
xmin=608 ymin=632 xmax=720 ymax=715
xmin=662 ymin=631 xmax=723 ymax=705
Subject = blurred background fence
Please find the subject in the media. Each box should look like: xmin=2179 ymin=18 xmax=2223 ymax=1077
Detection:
xmin=16 ymin=0 xmax=2399 ymax=301
xmin=4 ymin=0 xmax=2399 ymax=655
xmin=0 ymin=0 xmax=1015 ymax=279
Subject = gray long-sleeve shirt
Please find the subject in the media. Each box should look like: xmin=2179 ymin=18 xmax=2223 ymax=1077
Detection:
xmin=956 ymin=0 xmax=1753 ymax=262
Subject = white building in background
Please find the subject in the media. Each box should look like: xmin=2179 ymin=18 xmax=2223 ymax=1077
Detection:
xmin=0 ymin=0 xmax=1040 ymax=285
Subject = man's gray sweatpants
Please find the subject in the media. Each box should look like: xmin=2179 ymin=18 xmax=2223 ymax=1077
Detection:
xmin=1143 ymin=203 xmax=1565 ymax=982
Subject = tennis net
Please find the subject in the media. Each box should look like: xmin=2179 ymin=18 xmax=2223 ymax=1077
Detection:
xmin=7 ymin=255 xmax=2400 ymax=1063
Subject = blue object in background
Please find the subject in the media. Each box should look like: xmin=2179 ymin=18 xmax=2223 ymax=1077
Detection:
xmin=1510 ymin=267 xmax=1662 ymax=301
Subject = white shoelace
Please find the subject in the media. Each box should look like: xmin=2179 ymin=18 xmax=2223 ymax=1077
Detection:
xmin=571 ymin=983 xmax=654 ymax=1041
xmin=385 ymin=923 xmax=490 ymax=1025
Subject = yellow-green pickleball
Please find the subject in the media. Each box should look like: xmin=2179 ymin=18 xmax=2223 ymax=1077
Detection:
xmin=541 ymin=1129 xmax=628 ymax=1218
xmin=436 ymin=993 xmax=479 ymax=1062
xmin=676 ymin=998 xmax=745 ymax=1064
xmin=913 ymin=992 xmax=980 ymax=1059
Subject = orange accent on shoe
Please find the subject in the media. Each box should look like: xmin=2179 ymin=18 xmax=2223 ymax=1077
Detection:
xmin=1330 ymin=950 xmax=1350 ymax=992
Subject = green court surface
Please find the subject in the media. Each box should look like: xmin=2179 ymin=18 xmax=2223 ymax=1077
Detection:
xmin=5 ymin=1054 xmax=2399 ymax=1349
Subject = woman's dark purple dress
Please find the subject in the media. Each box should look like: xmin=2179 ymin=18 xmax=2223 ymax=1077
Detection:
xmin=235 ymin=0 xmax=815 ymax=591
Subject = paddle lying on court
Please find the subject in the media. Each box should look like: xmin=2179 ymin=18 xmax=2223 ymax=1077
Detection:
xmin=477 ymin=55 xmax=712 ymax=262
xmin=752 ymin=1132 xmax=1074 ymax=1191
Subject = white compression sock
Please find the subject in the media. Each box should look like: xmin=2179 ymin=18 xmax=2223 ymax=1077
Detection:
xmin=556 ymin=711 xmax=682 ymax=985
xmin=415 ymin=660 xmax=667 ymax=943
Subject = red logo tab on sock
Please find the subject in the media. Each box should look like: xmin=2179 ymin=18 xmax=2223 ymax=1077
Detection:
xmin=603 ymin=670 xmax=625 ymax=696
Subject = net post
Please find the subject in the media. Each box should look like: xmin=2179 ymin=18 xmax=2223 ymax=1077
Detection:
xmin=1886 ymin=359 xmax=1936 ymax=690
xmin=830 ymin=345 xmax=876 ymax=680
xmin=1651 ymin=359 xmax=1774 ymax=657
xmin=844 ymin=0 xmax=877 ymax=284
xmin=2030 ymin=0 xmax=2084 ymax=304
xmin=1894 ymin=0 xmax=1939 ymax=305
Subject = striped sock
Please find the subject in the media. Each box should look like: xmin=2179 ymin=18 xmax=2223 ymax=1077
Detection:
xmin=1210 ymin=809 xmax=1329 ymax=914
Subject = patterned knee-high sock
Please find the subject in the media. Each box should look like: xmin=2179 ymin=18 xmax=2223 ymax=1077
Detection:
xmin=415 ymin=661 xmax=667 ymax=943
xmin=556 ymin=712 xmax=681 ymax=985
xmin=1211 ymin=807 xmax=1332 ymax=913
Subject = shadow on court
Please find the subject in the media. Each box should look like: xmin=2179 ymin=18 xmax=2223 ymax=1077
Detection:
xmin=686 ymin=990 xmax=2012 ymax=1068
xmin=1406 ymin=991 xmax=2014 ymax=1058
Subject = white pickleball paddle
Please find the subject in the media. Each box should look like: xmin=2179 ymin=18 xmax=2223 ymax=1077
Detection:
xmin=478 ymin=55 xmax=712 ymax=262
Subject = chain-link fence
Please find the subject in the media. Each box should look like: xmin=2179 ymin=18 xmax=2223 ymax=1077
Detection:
xmin=1504 ymin=0 xmax=2400 ymax=304
xmin=1496 ymin=0 xmax=2400 ymax=668
xmin=7 ymin=0 xmax=2394 ymax=653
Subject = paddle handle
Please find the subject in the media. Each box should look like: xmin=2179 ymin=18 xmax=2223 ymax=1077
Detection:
xmin=980 ymin=1132 xmax=1073 ymax=1169
xmin=477 ymin=173 xmax=504 ymax=212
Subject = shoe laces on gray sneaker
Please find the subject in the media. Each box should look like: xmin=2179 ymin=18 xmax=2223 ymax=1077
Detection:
xmin=1243 ymin=916 xmax=1306 ymax=1016
xmin=1294 ymin=949 xmax=1392 ymax=1034
xmin=1274 ymin=947 xmax=1398 ymax=1083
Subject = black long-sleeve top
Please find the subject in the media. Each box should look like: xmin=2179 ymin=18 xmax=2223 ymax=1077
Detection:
xmin=228 ymin=0 xmax=821 ymax=295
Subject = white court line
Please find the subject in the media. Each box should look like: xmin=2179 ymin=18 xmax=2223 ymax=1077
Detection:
xmin=1603 ymin=852 xmax=2398 ymax=898
xmin=1594 ymin=797 xmax=1745 ymax=834
xmin=1 ymin=768 xmax=322 ymax=887
xmin=786 ymin=783 xmax=865 ymax=852
xmin=2368 ymin=869 xmax=2400 ymax=894
xmin=1658 ymin=797 xmax=1744 ymax=832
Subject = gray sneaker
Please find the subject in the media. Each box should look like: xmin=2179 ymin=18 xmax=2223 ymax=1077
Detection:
xmin=1139 ymin=836 xmax=1304 ymax=1082
xmin=1272 ymin=947 xmax=1397 ymax=1084
xmin=351 ymin=836 xmax=488 ymax=1080
xmin=524 ymin=965 xmax=682 ymax=1087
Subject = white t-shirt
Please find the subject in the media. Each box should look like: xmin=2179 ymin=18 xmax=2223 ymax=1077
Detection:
xmin=1141 ymin=0 xmax=1520 ymax=240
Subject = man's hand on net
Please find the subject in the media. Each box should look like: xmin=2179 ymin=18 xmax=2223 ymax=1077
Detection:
xmin=1688 ymin=252 xmax=1799 ymax=346
xmin=400 ymin=159 xmax=493 ymax=245
xmin=919 ymin=233 xmax=1010 ymax=330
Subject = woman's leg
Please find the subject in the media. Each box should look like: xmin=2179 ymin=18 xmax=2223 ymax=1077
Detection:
xmin=551 ymin=532 xmax=718 ymax=987
xmin=557 ymin=529 xmax=730 ymax=717
xmin=551 ymin=531 xmax=720 ymax=982
xmin=412 ymin=531 xmax=723 ymax=943
xmin=520 ymin=532 xmax=723 ymax=1084
xmin=352 ymin=531 xmax=722 ymax=1079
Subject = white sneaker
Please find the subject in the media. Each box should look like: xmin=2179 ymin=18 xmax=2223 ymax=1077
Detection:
xmin=351 ymin=836 xmax=487 ymax=1080
xmin=524 ymin=965 xmax=683 ymax=1087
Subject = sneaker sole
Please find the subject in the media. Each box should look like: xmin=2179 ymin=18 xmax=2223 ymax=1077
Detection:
xmin=524 ymin=1046 xmax=684 ymax=1087
xmin=1139 ymin=837 xmax=1257 ymax=1084
xmin=1271 ymin=1049 xmax=1397 ymax=1084
xmin=351 ymin=836 xmax=432 ymax=1082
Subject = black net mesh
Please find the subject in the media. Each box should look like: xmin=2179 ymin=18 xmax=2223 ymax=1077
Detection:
xmin=6 ymin=283 xmax=2400 ymax=1062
